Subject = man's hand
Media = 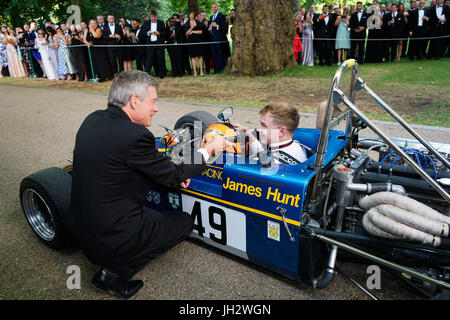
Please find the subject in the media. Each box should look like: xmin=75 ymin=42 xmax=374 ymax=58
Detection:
xmin=180 ymin=179 xmax=191 ymax=189
xmin=203 ymin=135 xmax=233 ymax=157
xmin=232 ymin=123 xmax=256 ymax=143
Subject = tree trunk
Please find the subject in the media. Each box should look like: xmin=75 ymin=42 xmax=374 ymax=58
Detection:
xmin=228 ymin=0 xmax=297 ymax=76
xmin=188 ymin=0 xmax=200 ymax=14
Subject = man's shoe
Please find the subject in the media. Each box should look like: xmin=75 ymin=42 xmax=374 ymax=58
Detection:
xmin=91 ymin=268 xmax=143 ymax=299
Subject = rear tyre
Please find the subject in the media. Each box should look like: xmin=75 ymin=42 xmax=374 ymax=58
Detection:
xmin=19 ymin=167 xmax=74 ymax=250
xmin=174 ymin=110 xmax=218 ymax=147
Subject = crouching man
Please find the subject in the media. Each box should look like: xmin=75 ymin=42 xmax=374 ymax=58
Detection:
xmin=66 ymin=70 xmax=230 ymax=299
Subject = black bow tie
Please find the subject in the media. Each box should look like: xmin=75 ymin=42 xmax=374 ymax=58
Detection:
xmin=437 ymin=5 xmax=442 ymax=7
xmin=110 ymin=24 xmax=114 ymax=26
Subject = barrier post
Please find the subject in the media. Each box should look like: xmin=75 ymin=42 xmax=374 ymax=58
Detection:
xmin=28 ymin=48 xmax=37 ymax=79
xmin=86 ymin=45 xmax=98 ymax=83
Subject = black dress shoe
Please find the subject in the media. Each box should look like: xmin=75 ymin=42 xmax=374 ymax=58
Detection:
xmin=91 ymin=268 xmax=143 ymax=299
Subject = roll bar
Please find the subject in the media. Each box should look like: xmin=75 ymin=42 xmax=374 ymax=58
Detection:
xmin=310 ymin=59 xmax=450 ymax=203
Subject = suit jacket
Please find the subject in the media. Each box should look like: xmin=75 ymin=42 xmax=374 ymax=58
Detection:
xmin=140 ymin=19 xmax=167 ymax=44
xmin=313 ymin=13 xmax=335 ymax=38
xmin=102 ymin=22 xmax=124 ymax=44
xmin=429 ymin=4 xmax=450 ymax=32
xmin=384 ymin=11 xmax=405 ymax=38
xmin=350 ymin=10 xmax=369 ymax=37
xmin=67 ymin=105 xmax=206 ymax=267
xmin=408 ymin=8 xmax=430 ymax=33
xmin=209 ymin=11 xmax=228 ymax=41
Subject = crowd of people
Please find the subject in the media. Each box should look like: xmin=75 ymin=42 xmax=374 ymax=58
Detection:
xmin=1 ymin=1 xmax=449 ymax=81
xmin=0 ymin=3 xmax=232 ymax=81
xmin=293 ymin=0 xmax=450 ymax=66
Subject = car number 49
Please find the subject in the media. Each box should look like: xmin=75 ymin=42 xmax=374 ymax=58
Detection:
xmin=182 ymin=195 xmax=246 ymax=252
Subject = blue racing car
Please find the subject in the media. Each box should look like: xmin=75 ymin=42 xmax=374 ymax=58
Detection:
xmin=19 ymin=60 xmax=450 ymax=298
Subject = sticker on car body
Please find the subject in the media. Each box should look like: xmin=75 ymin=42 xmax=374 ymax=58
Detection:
xmin=182 ymin=194 xmax=247 ymax=257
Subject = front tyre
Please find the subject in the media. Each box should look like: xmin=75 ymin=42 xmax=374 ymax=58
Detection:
xmin=19 ymin=167 xmax=74 ymax=250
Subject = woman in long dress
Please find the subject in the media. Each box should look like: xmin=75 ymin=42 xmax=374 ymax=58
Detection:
xmin=0 ymin=32 xmax=8 ymax=77
xmin=55 ymin=27 xmax=77 ymax=80
xmin=83 ymin=19 xmax=112 ymax=82
xmin=184 ymin=12 xmax=206 ymax=76
xmin=335 ymin=7 xmax=351 ymax=65
xmin=34 ymin=30 xmax=57 ymax=80
xmin=2 ymin=28 xmax=26 ymax=77
xmin=46 ymin=27 xmax=61 ymax=80
xmin=293 ymin=12 xmax=303 ymax=64
xmin=301 ymin=11 xmax=314 ymax=67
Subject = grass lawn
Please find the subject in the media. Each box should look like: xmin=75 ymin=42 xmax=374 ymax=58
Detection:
xmin=1 ymin=57 xmax=449 ymax=127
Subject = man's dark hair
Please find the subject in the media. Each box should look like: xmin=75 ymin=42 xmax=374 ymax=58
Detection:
xmin=357 ymin=1 xmax=363 ymax=4
xmin=46 ymin=26 xmax=56 ymax=35
xmin=131 ymin=18 xmax=141 ymax=23
xmin=150 ymin=10 xmax=157 ymax=16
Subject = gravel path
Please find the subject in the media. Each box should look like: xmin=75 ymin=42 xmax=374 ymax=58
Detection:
xmin=1 ymin=84 xmax=448 ymax=300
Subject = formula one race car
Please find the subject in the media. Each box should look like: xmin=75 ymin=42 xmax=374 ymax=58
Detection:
xmin=19 ymin=60 xmax=450 ymax=299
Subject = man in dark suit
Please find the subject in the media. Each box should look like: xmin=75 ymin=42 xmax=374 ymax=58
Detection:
xmin=131 ymin=18 xmax=147 ymax=71
xmin=385 ymin=3 xmax=405 ymax=61
xmin=380 ymin=3 xmax=391 ymax=61
xmin=67 ymin=70 xmax=230 ymax=299
xmin=350 ymin=2 xmax=368 ymax=63
xmin=200 ymin=11 xmax=212 ymax=74
xmin=408 ymin=0 xmax=430 ymax=60
xmin=428 ymin=0 xmax=449 ymax=59
xmin=103 ymin=14 xmax=124 ymax=75
xmin=313 ymin=5 xmax=335 ymax=66
xmin=166 ymin=16 xmax=185 ymax=77
xmin=97 ymin=15 xmax=106 ymax=31
xmin=209 ymin=3 xmax=228 ymax=73
xmin=140 ymin=11 xmax=167 ymax=78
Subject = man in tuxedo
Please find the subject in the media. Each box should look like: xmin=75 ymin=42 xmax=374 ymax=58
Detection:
xmin=428 ymin=0 xmax=449 ymax=59
xmin=350 ymin=2 xmax=368 ymax=63
xmin=131 ymin=18 xmax=147 ymax=71
xmin=409 ymin=0 xmax=430 ymax=60
xmin=103 ymin=14 xmax=124 ymax=75
xmin=313 ymin=5 xmax=335 ymax=66
xmin=209 ymin=3 xmax=228 ymax=74
xmin=140 ymin=11 xmax=167 ymax=78
xmin=67 ymin=70 xmax=230 ymax=299
xmin=97 ymin=15 xmax=106 ymax=31
xmin=166 ymin=16 xmax=185 ymax=77
xmin=385 ymin=3 xmax=405 ymax=61
xmin=380 ymin=3 xmax=391 ymax=61
xmin=200 ymin=11 xmax=212 ymax=74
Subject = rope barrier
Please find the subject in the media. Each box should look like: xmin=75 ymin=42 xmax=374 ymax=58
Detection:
xmin=13 ymin=33 xmax=449 ymax=81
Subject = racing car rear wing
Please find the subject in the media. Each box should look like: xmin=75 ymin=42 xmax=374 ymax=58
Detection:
xmin=311 ymin=59 xmax=450 ymax=203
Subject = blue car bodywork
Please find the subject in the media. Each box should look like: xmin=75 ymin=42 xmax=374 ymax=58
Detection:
xmin=145 ymin=128 xmax=347 ymax=281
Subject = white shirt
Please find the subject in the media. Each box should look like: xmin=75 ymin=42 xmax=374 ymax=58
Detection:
xmin=109 ymin=23 xmax=115 ymax=35
xmin=418 ymin=8 xmax=425 ymax=26
xmin=249 ymin=138 xmax=308 ymax=165
xmin=150 ymin=22 xmax=157 ymax=42
xmin=324 ymin=14 xmax=329 ymax=25
xmin=436 ymin=5 xmax=445 ymax=22
xmin=357 ymin=11 xmax=363 ymax=22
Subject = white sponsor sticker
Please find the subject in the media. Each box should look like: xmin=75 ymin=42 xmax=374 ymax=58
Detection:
xmin=267 ymin=220 xmax=280 ymax=241
xmin=182 ymin=194 xmax=246 ymax=252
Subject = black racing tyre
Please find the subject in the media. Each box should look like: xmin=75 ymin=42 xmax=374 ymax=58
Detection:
xmin=19 ymin=167 xmax=75 ymax=250
xmin=174 ymin=110 xmax=218 ymax=146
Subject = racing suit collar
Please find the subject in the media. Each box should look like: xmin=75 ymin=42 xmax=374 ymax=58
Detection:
xmin=269 ymin=139 xmax=293 ymax=150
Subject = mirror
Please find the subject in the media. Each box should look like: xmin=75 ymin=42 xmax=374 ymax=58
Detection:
xmin=217 ymin=107 xmax=233 ymax=122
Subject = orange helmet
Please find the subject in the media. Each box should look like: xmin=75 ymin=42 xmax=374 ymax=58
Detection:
xmin=202 ymin=123 xmax=243 ymax=154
